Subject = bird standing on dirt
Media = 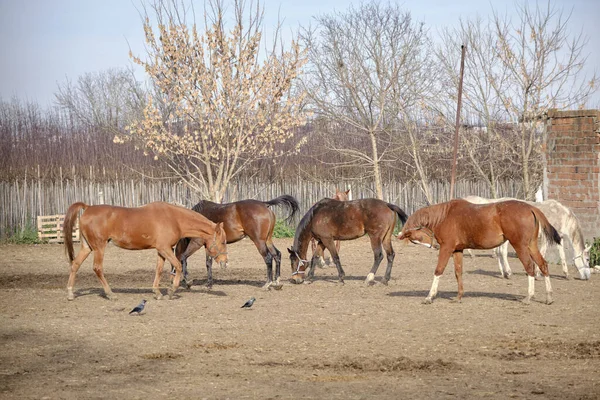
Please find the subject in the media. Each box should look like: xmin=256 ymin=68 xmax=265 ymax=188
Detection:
xmin=129 ymin=299 xmax=147 ymax=315
xmin=241 ymin=297 xmax=256 ymax=309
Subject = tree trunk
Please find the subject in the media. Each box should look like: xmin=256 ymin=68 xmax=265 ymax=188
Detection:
xmin=369 ymin=130 xmax=384 ymax=200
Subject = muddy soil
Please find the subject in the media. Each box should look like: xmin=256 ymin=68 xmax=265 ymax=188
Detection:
xmin=0 ymin=238 xmax=599 ymax=399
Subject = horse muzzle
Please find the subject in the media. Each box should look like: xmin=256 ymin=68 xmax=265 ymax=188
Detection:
xmin=289 ymin=273 xmax=305 ymax=284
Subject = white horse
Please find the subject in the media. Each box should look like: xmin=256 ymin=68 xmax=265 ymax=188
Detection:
xmin=463 ymin=196 xmax=592 ymax=280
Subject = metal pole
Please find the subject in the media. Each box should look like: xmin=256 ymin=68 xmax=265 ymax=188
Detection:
xmin=449 ymin=45 xmax=466 ymax=200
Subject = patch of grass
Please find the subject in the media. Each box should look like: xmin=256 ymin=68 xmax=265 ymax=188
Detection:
xmin=589 ymin=237 xmax=600 ymax=267
xmin=5 ymin=222 xmax=43 ymax=244
xmin=273 ymin=220 xmax=295 ymax=238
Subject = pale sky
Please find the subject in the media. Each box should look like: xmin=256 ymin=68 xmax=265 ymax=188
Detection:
xmin=0 ymin=0 xmax=598 ymax=108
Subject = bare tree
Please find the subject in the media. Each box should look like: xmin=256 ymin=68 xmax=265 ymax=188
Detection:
xmin=438 ymin=2 xmax=598 ymax=200
xmin=119 ymin=0 xmax=308 ymax=201
xmin=56 ymin=67 xmax=147 ymax=133
xmin=437 ymin=18 xmax=517 ymax=198
xmin=300 ymin=2 xmax=431 ymax=200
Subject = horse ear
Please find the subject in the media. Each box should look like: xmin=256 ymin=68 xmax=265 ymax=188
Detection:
xmin=585 ymin=243 xmax=592 ymax=252
xmin=287 ymin=247 xmax=294 ymax=254
xmin=345 ymin=189 xmax=350 ymax=195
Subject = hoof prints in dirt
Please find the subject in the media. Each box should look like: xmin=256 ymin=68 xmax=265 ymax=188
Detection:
xmin=317 ymin=355 xmax=459 ymax=373
xmin=489 ymin=339 xmax=600 ymax=360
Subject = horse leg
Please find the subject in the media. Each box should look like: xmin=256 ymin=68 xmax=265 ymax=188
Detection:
xmin=311 ymin=238 xmax=326 ymax=268
xmin=151 ymin=254 xmax=167 ymax=299
xmin=204 ymin=252 xmax=213 ymax=289
xmin=66 ymin=243 xmax=92 ymax=301
xmin=267 ymin=239 xmax=283 ymax=288
xmin=322 ymin=238 xmax=345 ymax=284
xmin=555 ymin=239 xmax=570 ymax=280
xmin=529 ymin=245 xmax=553 ymax=305
xmin=381 ymin=235 xmax=395 ymax=285
xmin=160 ymin=248 xmax=184 ymax=300
xmin=365 ymin=235 xmax=385 ymax=286
xmin=91 ymin=245 xmax=115 ymax=300
xmin=250 ymin=239 xmax=274 ymax=290
xmin=497 ymin=242 xmax=512 ymax=279
xmin=453 ymin=251 xmax=464 ymax=302
xmin=175 ymin=238 xmax=204 ymax=288
xmin=512 ymin=243 xmax=537 ymax=305
xmin=424 ymin=247 xmax=453 ymax=304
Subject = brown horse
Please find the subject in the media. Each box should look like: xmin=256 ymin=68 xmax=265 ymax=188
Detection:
xmin=288 ymin=198 xmax=408 ymax=285
xmin=311 ymin=188 xmax=350 ymax=266
xmin=175 ymin=195 xmax=299 ymax=290
xmin=64 ymin=202 xmax=227 ymax=301
xmin=397 ymin=199 xmax=561 ymax=305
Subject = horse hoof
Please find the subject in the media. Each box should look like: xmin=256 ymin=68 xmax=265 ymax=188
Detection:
xmin=521 ymin=299 xmax=531 ymax=305
xmin=422 ymin=298 xmax=433 ymax=305
xmin=106 ymin=293 xmax=117 ymax=301
xmin=546 ymin=297 xmax=554 ymax=305
xmin=154 ymin=293 xmax=163 ymax=300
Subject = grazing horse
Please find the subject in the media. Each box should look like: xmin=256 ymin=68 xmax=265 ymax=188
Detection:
xmin=175 ymin=195 xmax=299 ymax=290
xmin=311 ymin=188 xmax=350 ymax=267
xmin=464 ymin=196 xmax=591 ymax=280
xmin=398 ymin=199 xmax=561 ymax=305
xmin=288 ymin=198 xmax=408 ymax=285
xmin=63 ymin=202 xmax=227 ymax=301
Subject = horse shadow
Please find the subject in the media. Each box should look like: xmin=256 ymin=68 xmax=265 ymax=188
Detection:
xmin=73 ymin=286 xmax=228 ymax=299
xmin=468 ymin=269 xmax=568 ymax=280
xmin=387 ymin=289 xmax=523 ymax=302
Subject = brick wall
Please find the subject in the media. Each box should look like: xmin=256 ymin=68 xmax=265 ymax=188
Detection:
xmin=543 ymin=109 xmax=600 ymax=239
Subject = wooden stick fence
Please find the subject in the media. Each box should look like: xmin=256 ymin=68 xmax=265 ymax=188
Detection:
xmin=0 ymin=175 xmax=523 ymax=240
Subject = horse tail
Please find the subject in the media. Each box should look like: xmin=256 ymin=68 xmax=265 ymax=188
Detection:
xmin=64 ymin=202 xmax=87 ymax=262
xmin=387 ymin=203 xmax=409 ymax=225
xmin=531 ymin=207 xmax=561 ymax=247
xmin=263 ymin=195 xmax=300 ymax=223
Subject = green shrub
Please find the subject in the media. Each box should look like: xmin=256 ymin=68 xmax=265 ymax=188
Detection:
xmin=273 ymin=220 xmax=295 ymax=238
xmin=589 ymin=237 xmax=600 ymax=267
xmin=6 ymin=222 xmax=43 ymax=244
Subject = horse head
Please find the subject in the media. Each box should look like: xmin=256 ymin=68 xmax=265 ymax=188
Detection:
xmin=288 ymin=247 xmax=309 ymax=284
xmin=397 ymin=226 xmax=438 ymax=250
xmin=206 ymin=222 xmax=228 ymax=268
xmin=334 ymin=188 xmax=350 ymax=201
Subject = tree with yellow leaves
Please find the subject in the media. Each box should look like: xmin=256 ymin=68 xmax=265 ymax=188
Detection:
xmin=118 ymin=0 xmax=307 ymax=201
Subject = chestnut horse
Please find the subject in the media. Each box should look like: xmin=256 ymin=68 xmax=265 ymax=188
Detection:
xmin=175 ymin=195 xmax=299 ymax=290
xmin=64 ymin=202 xmax=227 ymax=301
xmin=398 ymin=199 xmax=561 ymax=305
xmin=464 ymin=195 xmax=592 ymax=280
xmin=311 ymin=188 xmax=350 ymax=266
xmin=288 ymin=198 xmax=408 ymax=285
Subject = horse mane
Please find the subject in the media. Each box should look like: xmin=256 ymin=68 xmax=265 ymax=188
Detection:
xmin=293 ymin=198 xmax=331 ymax=250
xmin=405 ymin=201 xmax=452 ymax=230
xmin=192 ymin=200 xmax=219 ymax=213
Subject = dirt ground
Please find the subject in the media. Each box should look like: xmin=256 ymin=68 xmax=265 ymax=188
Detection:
xmin=0 ymin=237 xmax=599 ymax=400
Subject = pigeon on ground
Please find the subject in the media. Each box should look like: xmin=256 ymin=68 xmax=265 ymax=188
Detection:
xmin=241 ymin=297 xmax=256 ymax=309
xmin=129 ymin=299 xmax=147 ymax=315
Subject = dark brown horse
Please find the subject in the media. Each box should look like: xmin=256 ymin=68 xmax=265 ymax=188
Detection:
xmin=288 ymin=198 xmax=408 ymax=285
xmin=311 ymin=188 xmax=350 ymax=266
xmin=175 ymin=195 xmax=299 ymax=290
xmin=397 ymin=199 xmax=561 ymax=305
xmin=64 ymin=202 xmax=227 ymax=301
